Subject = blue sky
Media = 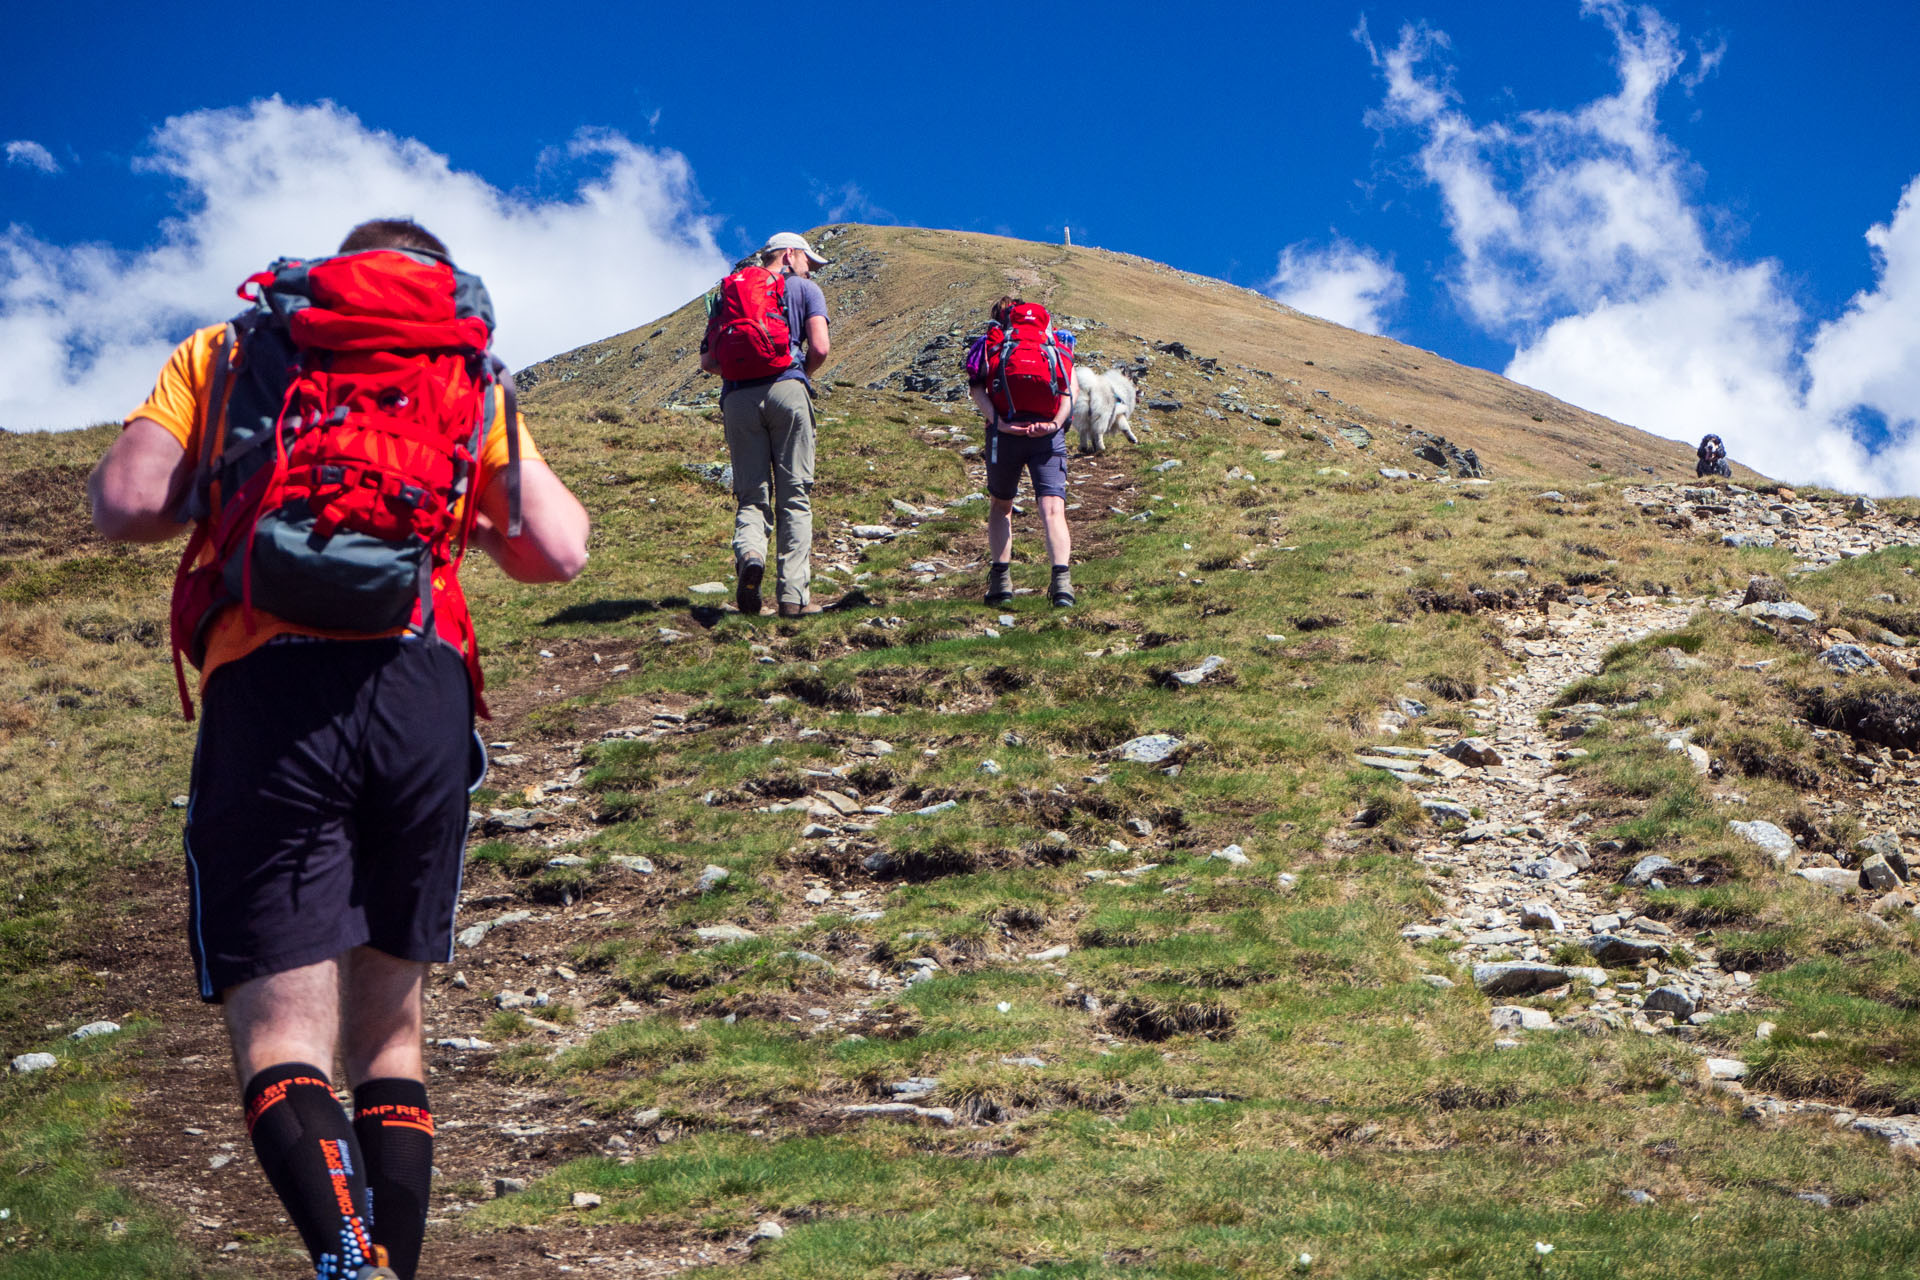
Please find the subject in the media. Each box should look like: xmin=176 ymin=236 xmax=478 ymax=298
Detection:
xmin=4 ymin=0 xmax=1918 ymax=491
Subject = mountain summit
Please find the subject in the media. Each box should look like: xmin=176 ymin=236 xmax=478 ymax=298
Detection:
xmin=518 ymin=223 xmax=1720 ymax=483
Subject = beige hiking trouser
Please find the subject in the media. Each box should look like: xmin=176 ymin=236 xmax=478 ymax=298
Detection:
xmin=723 ymin=377 xmax=816 ymax=606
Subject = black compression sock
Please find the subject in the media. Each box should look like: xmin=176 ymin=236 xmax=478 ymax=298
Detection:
xmin=353 ymin=1078 xmax=434 ymax=1280
xmin=243 ymin=1064 xmax=381 ymax=1279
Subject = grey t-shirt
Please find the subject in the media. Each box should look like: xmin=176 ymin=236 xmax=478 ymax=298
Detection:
xmin=722 ymin=273 xmax=829 ymax=393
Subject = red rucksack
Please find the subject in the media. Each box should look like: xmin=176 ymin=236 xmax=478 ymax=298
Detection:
xmin=981 ymin=303 xmax=1073 ymax=423
xmin=705 ymin=265 xmax=794 ymax=380
xmin=167 ymin=249 xmax=517 ymax=719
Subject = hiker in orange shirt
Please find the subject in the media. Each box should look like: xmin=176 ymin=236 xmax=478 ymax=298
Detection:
xmin=90 ymin=218 xmax=588 ymax=1280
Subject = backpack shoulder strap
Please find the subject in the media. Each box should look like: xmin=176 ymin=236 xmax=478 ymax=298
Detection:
xmin=180 ymin=321 xmax=244 ymax=523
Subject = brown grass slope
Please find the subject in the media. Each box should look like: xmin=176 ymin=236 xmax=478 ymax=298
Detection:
xmin=517 ymin=222 xmax=1749 ymax=484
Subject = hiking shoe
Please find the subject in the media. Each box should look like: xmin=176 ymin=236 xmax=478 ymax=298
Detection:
xmin=1051 ymin=587 xmax=1076 ymax=608
xmin=984 ymin=587 xmax=1015 ymax=606
xmin=351 ymin=1268 xmax=400 ymax=1280
xmin=735 ymin=560 xmax=764 ymax=616
xmin=777 ymin=602 xmax=820 ymax=619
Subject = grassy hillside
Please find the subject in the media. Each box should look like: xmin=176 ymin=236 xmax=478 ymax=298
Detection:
xmin=2 ymin=228 xmax=1917 ymax=1278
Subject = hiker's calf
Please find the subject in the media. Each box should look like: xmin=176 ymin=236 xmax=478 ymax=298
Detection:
xmin=1071 ymin=366 xmax=1141 ymax=454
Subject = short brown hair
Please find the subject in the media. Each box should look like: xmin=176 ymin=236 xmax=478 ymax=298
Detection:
xmin=992 ymin=295 xmax=1021 ymax=324
xmin=338 ymin=219 xmax=449 ymax=257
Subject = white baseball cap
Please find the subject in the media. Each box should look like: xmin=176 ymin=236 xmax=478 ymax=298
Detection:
xmin=763 ymin=231 xmax=830 ymax=265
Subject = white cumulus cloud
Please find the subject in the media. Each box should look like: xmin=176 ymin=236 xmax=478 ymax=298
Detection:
xmin=5 ymin=140 xmax=60 ymax=174
xmin=0 ymin=99 xmax=730 ymax=431
xmin=1361 ymin=0 xmax=1920 ymax=494
xmin=1266 ymin=238 xmax=1405 ymax=335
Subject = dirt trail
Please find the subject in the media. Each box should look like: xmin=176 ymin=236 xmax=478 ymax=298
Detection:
xmin=1391 ymin=481 xmax=1920 ymax=1150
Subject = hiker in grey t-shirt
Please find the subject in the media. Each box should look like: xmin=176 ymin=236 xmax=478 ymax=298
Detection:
xmin=700 ymin=232 xmax=832 ymax=618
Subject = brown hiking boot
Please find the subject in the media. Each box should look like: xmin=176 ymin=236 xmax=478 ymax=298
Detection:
xmin=735 ymin=560 xmax=764 ymax=616
xmin=777 ymin=602 xmax=820 ymax=619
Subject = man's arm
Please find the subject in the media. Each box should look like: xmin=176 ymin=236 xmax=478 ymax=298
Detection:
xmin=968 ymin=385 xmax=997 ymax=429
xmin=803 ymin=314 xmax=830 ymax=376
xmin=90 ymin=418 xmax=194 ymax=542
xmin=472 ymin=458 xmax=590 ymax=583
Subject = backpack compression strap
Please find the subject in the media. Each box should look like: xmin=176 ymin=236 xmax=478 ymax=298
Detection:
xmin=486 ymin=357 xmax=522 ymax=537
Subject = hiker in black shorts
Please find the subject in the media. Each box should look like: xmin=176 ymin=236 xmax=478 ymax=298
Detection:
xmin=89 ymin=218 xmax=590 ymax=1280
xmin=966 ymin=295 xmax=1076 ymax=606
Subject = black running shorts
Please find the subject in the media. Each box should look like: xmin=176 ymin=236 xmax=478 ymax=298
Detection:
xmin=183 ymin=636 xmax=486 ymax=1001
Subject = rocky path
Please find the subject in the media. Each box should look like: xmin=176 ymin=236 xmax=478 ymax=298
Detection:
xmin=1382 ymin=482 xmax=1920 ymax=1151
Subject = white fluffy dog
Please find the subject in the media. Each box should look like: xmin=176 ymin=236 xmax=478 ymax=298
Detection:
xmin=1071 ymin=366 xmax=1141 ymax=454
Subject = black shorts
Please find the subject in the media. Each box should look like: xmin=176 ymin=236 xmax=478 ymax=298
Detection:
xmin=984 ymin=425 xmax=1068 ymax=501
xmin=183 ymin=636 xmax=485 ymax=1001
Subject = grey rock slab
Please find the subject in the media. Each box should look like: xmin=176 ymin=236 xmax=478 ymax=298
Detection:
xmin=1642 ymin=986 xmax=1698 ymax=1020
xmin=69 ymin=1020 xmax=121 ymax=1041
xmin=1421 ymin=799 xmax=1474 ymax=823
xmin=1519 ymin=902 xmax=1565 ymax=932
xmin=695 ymin=924 xmax=759 ymax=943
xmin=1490 ymin=1006 xmax=1555 ymax=1031
xmin=840 ymin=1102 xmax=957 ymax=1126
xmin=1817 ymin=644 xmax=1883 ymax=675
xmin=10 ymin=1052 xmax=57 ymax=1074
xmin=851 ymin=525 xmax=897 ymax=539
xmin=1729 ymin=820 xmax=1796 ymax=865
xmin=914 ymin=799 xmax=959 ymax=816
xmin=1473 ymin=962 xmax=1577 ymax=997
xmin=1151 ymin=458 xmax=1183 ymax=473
xmin=1443 ymin=737 xmax=1502 ymax=767
xmin=1520 ymin=857 xmax=1579 ymax=881
xmin=888 ymin=1076 xmax=942 ymax=1099
xmin=1794 ymin=866 xmax=1857 ymax=893
xmin=1861 ymin=854 xmax=1903 ymax=892
xmin=1170 ymin=655 xmax=1227 ymax=686
xmin=1736 ymin=601 xmax=1817 ymax=624
xmin=608 ymin=855 xmax=655 ymax=874
xmin=1857 ymin=830 xmax=1906 ymax=867
xmin=486 ymin=807 xmax=560 ymax=832
xmin=747 ymin=1220 xmax=786 ymax=1244
xmin=493 ymin=1177 xmax=528 ymax=1197
xmin=1115 ymin=734 xmax=1183 ymax=764
xmin=456 ymin=910 xmax=532 ymax=949
xmin=697 ymin=865 xmax=732 ymax=892
xmin=1588 ymin=935 xmax=1670 ymax=965
xmin=1705 ymin=1057 xmax=1749 ymax=1081
xmin=1622 ymin=854 xmax=1678 ymax=887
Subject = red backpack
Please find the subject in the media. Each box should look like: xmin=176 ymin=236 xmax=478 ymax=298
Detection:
xmin=167 ymin=249 xmax=517 ymax=719
xmin=705 ymin=265 xmax=794 ymax=379
xmin=982 ymin=303 xmax=1073 ymax=423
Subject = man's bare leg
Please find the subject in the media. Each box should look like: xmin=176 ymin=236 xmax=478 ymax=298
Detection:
xmin=1039 ymin=495 xmax=1074 ymax=606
